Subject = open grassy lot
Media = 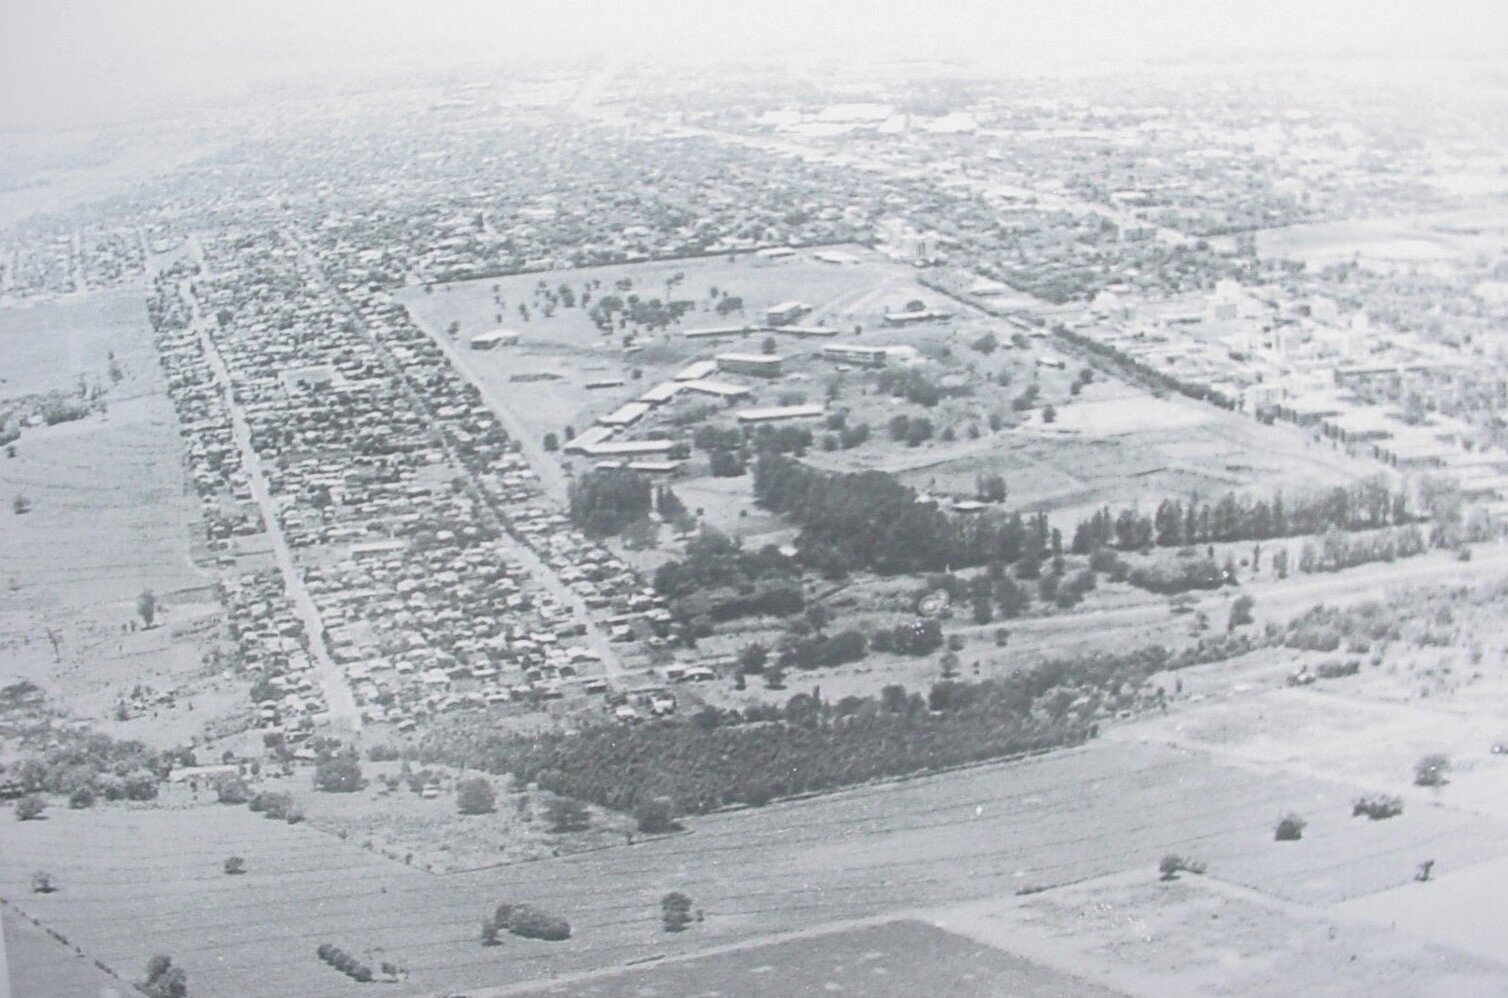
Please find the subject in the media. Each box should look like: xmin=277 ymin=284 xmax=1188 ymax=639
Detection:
xmin=4 ymin=734 xmax=1504 ymax=996
xmin=1337 ymin=851 xmax=1508 ymax=967
xmin=0 ymin=290 xmax=220 ymax=744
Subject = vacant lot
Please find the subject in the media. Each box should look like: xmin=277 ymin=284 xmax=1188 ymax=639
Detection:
xmin=0 ymin=290 xmax=219 ymax=741
xmin=4 ymin=734 xmax=1504 ymax=996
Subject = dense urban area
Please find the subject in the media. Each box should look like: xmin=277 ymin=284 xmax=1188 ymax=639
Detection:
xmin=4 ymin=40 xmax=1508 ymax=998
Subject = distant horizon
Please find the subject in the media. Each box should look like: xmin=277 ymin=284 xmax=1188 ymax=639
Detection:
xmin=4 ymin=0 xmax=1507 ymax=130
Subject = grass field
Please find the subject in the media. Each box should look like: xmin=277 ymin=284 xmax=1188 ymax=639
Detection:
xmin=4 ymin=733 xmax=1504 ymax=996
xmin=0 ymin=288 xmax=218 ymax=743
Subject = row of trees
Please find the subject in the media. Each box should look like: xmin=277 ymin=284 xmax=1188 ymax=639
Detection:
xmin=1068 ymin=481 xmax=1410 ymax=554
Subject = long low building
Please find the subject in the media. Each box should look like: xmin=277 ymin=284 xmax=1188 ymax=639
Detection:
xmin=638 ymin=382 xmax=685 ymax=405
xmin=822 ymin=343 xmax=890 ymax=367
xmin=737 ymin=403 xmax=826 ymax=424
xmin=673 ymin=360 xmax=719 ymax=381
xmin=681 ymin=379 xmax=753 ymax=399
xmin=598 ymin=402 xmax=652 ymax=427
xmin=578 ymin=439 xmax=679 ymax=457
xmin=772 ymin=324 xmax=839 ymax=338
xmin=716 ymin=353 xmax=783 ymax=377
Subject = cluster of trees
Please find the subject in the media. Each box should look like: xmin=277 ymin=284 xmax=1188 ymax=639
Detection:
xmin=313 ymin=755 xmax=363 ymax=793
xmin=429 ymin=639 xmax=1195 ymax=815
xmin=568 ymin=469 xmax=653 ymax=537
xmin=1068 ymin=482 xmax=1410 ymax=554
xmin=877 ymin=368 xmax=946 ymax=407
xmin=888 ymin=414 xmax=935 ymax=447
xmin=1124 ymin=556 xmax=1227 ymax=595
xmin=4 ymin=728 xmax=167 ymax=805
xmin=867 ymin=619 xmax=944 ymax=656
xmin=654 ymin=530 xmax=805 ymax=628
xmin=587 ymin=294 xmax=696 ymax=333
xmin=247 ymin=789 xmax=304 ymax=823
xmin=1296 ymin=525 xmax=1426 ymax=574
xmin=753 ymin=455 xmax=1054 ymax=577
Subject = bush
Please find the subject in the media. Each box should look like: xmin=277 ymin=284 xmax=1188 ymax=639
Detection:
xmin=351 ymin=964 xmax=373 ymax=983
xmin=1274 ymin=813 xmax=1305 ymax=841
xmin=31 ymin=870 xmax=55 ymax=893
xmin=457 ymin=776 xmax=497 ymax=815
xmin=215 ymin=774 xmax=250 ymax=804
xmin=500 ymin=903 xmax=572 ymax=941
xmin=661 ymin=891 xmax=694 ymax=932
xmin=1352 ymin=793 xmax=1403 ymax=820
xmin=313 ymin=756 xmax=363 ymax=793
xmin=68 ymin=785 xmax=96 ymax=809
xmin=1414 ymin=753 xmax=1450 ymax=787
xmin=317 ymin=943 xmax=335 ymax=962
xmin=481 ymin=919 xmax=500 ymax=945
xmin=634 ymin=795 xmax=678 ymax=834
xmin=14 ymin=795 xmax=45 ymax=821
xmin=223 ymin=856 xmax=246 ymax=875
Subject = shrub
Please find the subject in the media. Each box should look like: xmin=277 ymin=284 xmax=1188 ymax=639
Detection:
xmin=215 ymin=774 xmax=250 ymax=804
xmin=223 ymin=856 xmax=245 ymax=875
xmin=634 ymin=795 xmax=678 ymax=834
xmin=1414 ymin=753 xmax=1450 ymax=787
xmin=502 ymin=903 xmax=572 ymax=941
xmin=351 ymin=963 xmax=373 ymax=982
xmin=457 ymin=776 xmax=496 ymax=815
xmin=1352 ymin=793 xmax=1403 ymax=820
xmin=661 ymin=891 xmax=694 ymax=932
xmin=481 ymin=918 xmax=500 ymax=945
xmin=68 ymin=785 xmax=96 ymax=809
xmin=31 ymin=870 xmax=55 ymax=893
xmin=317 ymin=943 xmax=335 ymax=962
xmin=313 ymin=756 xmax=363 ymax=793
xmin=1274 ymin=813 xmax=1305 ymax=841
xmin=15 ymin=795 xmax=45 ymax=821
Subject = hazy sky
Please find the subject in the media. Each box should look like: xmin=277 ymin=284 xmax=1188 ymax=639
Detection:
xmin=4 ymin=0 xmax=1507 ymax=129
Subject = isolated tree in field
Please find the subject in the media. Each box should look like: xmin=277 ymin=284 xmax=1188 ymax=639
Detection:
xmin=481 ymin=917 xmax=500 ymax=945
xmin=14 ymin=795 xmax=45 ymax=821
xmin=1274 ymin=813 xmax=1306 ymax=841
xmin=545 ymin=795 xmax=590 ymax=832
xmin=457 ymin=776 xmax=497 ymax=815
xmin=136 ymin=589 xmax=158 ymax=629
xmin=12 ymin=492 xmax=30 ymax=515
xmin=223 ymin=856 xmax=245 ymax=875
xmin=1352 ymin=793 xmax=1403 ymax=820
xmin=1041 ymin=404 xmax=1057 ymax=424
xmin=313 ymin=754 xmax=363 ymax=793
xmin=31 ymin=870 xmax=55 ymax=893
xmin=661 ymin=891 xmax=694 ymax=932
xmin=1414 ymin=753 xmax=1450 ymax=787
xmin=543 ymin=432 xmax=559 ymax=452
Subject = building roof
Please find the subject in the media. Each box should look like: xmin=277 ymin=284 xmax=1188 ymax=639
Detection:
xmin=737 ymin=404 xmax=826 ymax=423
xmin=598 ymin=402 xmax=651 ymax=426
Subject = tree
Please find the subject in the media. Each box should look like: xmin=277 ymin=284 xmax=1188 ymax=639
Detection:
xmin=1041 ymin=404 xmax=1057 ymax=424
xmin=68 ymin=784 xmax=96 ymax=809
xmin=481 ymin=918 xmax=500 ymax=945
xmin=1227 ymin=594 xmax=1255 ymax=631
xmin=12 ymin=492 xmax=30 ymax=515
xmin=313 ymin=756 xmax=363 ymax=793
xmin=457 ymin=776 xmax=497 ymax=815
xmin=634 ymin=795 xmax=678 ymax=834
xmin=15 ymin=795 xmax=46 ymax=821
xmin=545 ymin=795 xmax=590 ymax=832
xmin=661 ymin=891 xmax=694 ymax=932
xmin=1274 ymin=814 xmax=1305 ymax=841
xmin=223 ymin=856 xmax=246 ymax=875
xmin=543 ymin=432 xmax=559 ymax=452
xmin=31 ymin=870 xmax=56 ymax=893
xmin=136 ymin=589 xmax=158 ymax=629
xmin=215 ymin=774 xmax=250 ymax=804
xmin=761 ymin=335 xmax=777 ymax=355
